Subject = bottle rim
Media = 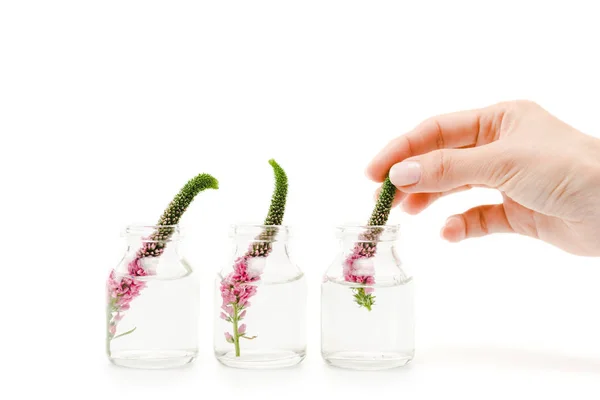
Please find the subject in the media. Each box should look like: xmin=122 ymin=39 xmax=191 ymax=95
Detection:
xmin=335 ymin=224 xmax=400 ymax=242
xmin=229 ymin=224 xmax=290 ymax=240
xmin=123 ymin=224 xmax=182 ymax=240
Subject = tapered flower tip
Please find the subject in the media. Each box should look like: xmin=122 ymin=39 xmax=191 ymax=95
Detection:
xmin=263 ymin=159 xmax=288 ymax=226
xmin=150 ymin=172 xmax=219 ymax=237
xmin=267 ymin=159 xmax=285 ymax=181
xmin=192 ymin=173 xmax=219 ymax=190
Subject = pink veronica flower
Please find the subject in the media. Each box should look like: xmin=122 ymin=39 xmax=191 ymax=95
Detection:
xmin=344 ymin=243 xmax=376 ymax=285
xmin=344 ymin=242 xmax=377 ymax=299
xmin=220 ymin=242 xmax=272 ymax=350
xmin=107 ymin=257 xmax=148 ymax=338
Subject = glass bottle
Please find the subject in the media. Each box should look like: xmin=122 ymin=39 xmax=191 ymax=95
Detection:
xmin=321 ymin=225 xmax=414 ymax=370
xmin=106 ymin=224 xmax=199 ymax=369
xmin=214 ymin=225 xmax=306 ymax=368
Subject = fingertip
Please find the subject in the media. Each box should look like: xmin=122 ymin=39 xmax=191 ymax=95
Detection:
xmin=392 ymin=191 xmax=406 ymax=207
xmin=400 ymin=200 xmax=422 ymax=215
xmin=401 ymin=193 xmax=430 ymax=215
xmin=401 ymin=206 xmax=420 ymax=216
xmin=389 ymin=161 xmax=422 ymax=188
xmin=440 ymin=215 xmax=465 ymax=242
xmin=365 ymin=163 xmax=387 ymax=183
xmin=366 ymin=134 xmax=415 ymax=182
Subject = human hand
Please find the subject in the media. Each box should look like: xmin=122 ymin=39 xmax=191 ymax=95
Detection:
xmin=367 ymin=101 xmax=600 ymax=256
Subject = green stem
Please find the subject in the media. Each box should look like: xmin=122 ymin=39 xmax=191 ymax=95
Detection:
xmin=106 ymin=305 xmax=112 ymax=357
xmin=232 ymin=304 xmax=241 ymax=357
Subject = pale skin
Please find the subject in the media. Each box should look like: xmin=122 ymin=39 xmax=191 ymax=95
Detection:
xmin=367 ymin=100 xmax=600 ymax=257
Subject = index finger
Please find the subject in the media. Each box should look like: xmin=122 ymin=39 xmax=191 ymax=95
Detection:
xmin=366 ymin=104 xmax=507 ymax=182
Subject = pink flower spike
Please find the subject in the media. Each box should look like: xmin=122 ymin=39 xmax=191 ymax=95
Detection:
xmin=238 ymin=324 xmax=247 ymax=335
xmin=239 ymin=310 xmax=246 ymax=319
xmin=343 ymin=242 xmax=377 ymax=309
xmin=220 ymin=312 xmax=228 ymax=320
xmin=224 ymin=332 xmax=234 ymax=343
xmin=127 ymin=257 xmax=147 ymax=277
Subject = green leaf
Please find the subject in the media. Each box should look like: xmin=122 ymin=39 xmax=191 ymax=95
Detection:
xmin=112 ymin=327 xmax=137 ymax=340
xmin=353 ymin=287 xmax=376 ymax=311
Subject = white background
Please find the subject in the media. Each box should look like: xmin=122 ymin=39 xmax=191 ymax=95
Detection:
xmin=2 ymin=1 xmax=600 ymax=398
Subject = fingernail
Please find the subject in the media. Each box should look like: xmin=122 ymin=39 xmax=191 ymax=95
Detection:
xmin=389 ymin=161 xmax=421 ymax=186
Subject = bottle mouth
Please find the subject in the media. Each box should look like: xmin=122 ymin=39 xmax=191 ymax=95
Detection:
xmin=229 ymin=224 xmax=290 ymax=241
xmin=336 ymin=224 xmax=399 ymax=242
xmin=124 ymin=224 xmax=182 ymax=241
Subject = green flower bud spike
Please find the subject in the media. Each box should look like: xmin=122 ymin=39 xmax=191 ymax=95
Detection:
xmin=264 ymin=159 xmax=288 ymax=226
xmin=252 ymin=159 xmax=288 ymax=250
xmin=221 ymin=159 xmax=289 ymax=357
xmin=107 ymin=172 xmax=218 ymax=355
xmin=137 ymin=173 xmax=219 ymax=258
xmin=346 ymin=176 xmax=396 ymax=310
xmin=369 ymin=176 xmax=395 ymax=227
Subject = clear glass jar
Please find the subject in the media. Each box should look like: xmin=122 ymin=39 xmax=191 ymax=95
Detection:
xmin=106 ymin=225 xmax=199 ymax=369
xmin=321 ymin=225 xmax=414 ymax=370
xmin=214 ymin=225 xmax=306 ymax=368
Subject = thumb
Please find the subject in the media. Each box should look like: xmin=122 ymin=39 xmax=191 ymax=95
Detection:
xmin=388 ymin=146 xmax=503 ymax=193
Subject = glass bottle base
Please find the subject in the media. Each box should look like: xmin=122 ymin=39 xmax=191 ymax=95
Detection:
xmin=216 ymin=349 xmax=306 ymax=369
xmin=322 ymin=351 xmax=414 ymax=370
xmin=108 ymin=349 xmax=197 ymax=369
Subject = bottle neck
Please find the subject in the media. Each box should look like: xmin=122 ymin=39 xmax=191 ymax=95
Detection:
xmin=123 ymin=224 xmax=182 ymax=258
xmin=341 ymin=239 xmax=396 ymax=253
xmin=337 ymin=226 xmax=399 ymax=251
xmin=233 ymin=239 xmax=289 ymax=258
xmin=125 ymin=237 xmax=181 ymax=258
xmin=230 ymin=225 xmax=290 ymax=258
